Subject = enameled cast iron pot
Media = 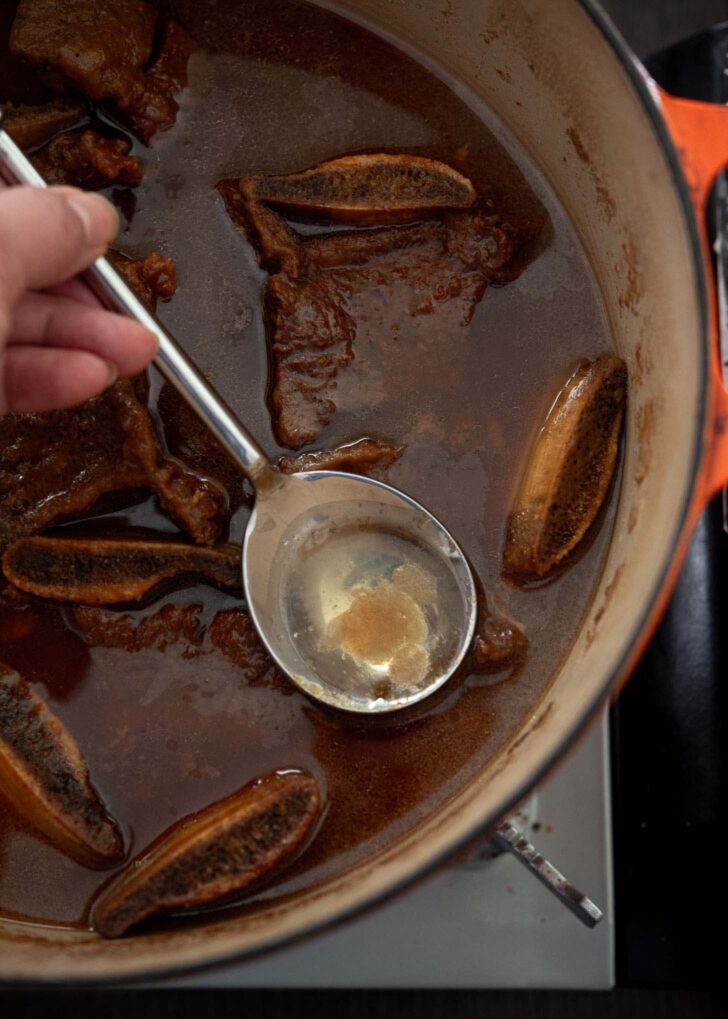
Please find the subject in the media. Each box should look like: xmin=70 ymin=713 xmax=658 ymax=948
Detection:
xmin=2 ymin=0 xmax=727 ymax=985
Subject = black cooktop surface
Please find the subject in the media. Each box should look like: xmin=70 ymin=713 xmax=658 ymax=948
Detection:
xmin=611 ymin=24 xmax=728 ymax=988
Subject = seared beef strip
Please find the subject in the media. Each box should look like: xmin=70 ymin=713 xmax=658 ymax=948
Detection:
xmin=0 ymin=377 xmax=227 ymax=553
xmin=127 ymin=20 xmax=194 ymax=143
xmin=9 ymin=0 xmax=156 ymax=104
xmin=245 ymin=153 xmax=476 ymax=224
xmin=9 ymin=0 xmax=192 ymax=143
xmin=207 ymin=608 xmax=291 ymax=695
xmin=301 ymin=221 xmax=443 ymax=272
xmin=472 ymin=600 xmax=527 ymax=676
xmin=0 ymin=661 xmax=124 ymax=865
xmin=93 ymin=770 xmax=321 ymax=938
xmin=108 ymin=251 xmax=176 ymax=309
xmin=0 ymin=249 xmax=226 ymax=553
xmin=158 ymin=385 xmax=403 ymax=511
xmin=262 ymin=267 xmax=358 ymax=448
xmin=0 ymin=98 xmax=86 ymax=149
xmin=4 ymin=538 xmax=242 ymax=604
xmin=220 ymin=155 xmax=543 ymax=448
xmin=265 ymin=234 xmax=488 ymax=448
xmin=157 ymin=381 xmax=249 ymax=513
xmin=31 ymin=129 xmax=143 ymax=188
xmin=218 ymin=178 xmax=303 ymax=277
xmin=70 ymin=602 xmax=204 ymax=654
xmin=279 ymin=438 xmax=403 ymax=480
xmin=70 ymin=602 xmax=292 ymax=695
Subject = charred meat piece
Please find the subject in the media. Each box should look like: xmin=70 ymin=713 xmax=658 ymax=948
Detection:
xmin=244 ymin=154 xmax=476 ymax=224
xmin=302 ymin=221 xmax=442 ymax=273
xmin=504 ymin=356 xmax=627 ymax=581
xmin=279 ymin=438 xmax=404 ymax=480
xmin=264 ymin=269 xmax=357 ymax=447
xmin=0 ymin=661 xmax=123 ymax=865
xmin=222 ymin=155 xmax=543 ymax=448
xmin=157 ymin=399 xmax=403 ymax=512
xmin=0 ymin=250 xmax=198 ymax=551
xmin=224 ymin=188 xmax=451 ymax=278
xmin=10 ymin=0 xmax=156 ymax=103
xmin=444 ymin=206 xmax=545 ymax=284
xmin=145 ymin=21 xmax=194 ymax=97
xmin=0 ymin=98 xmax=86 ymax=149
xmin=93 ymin=771 xmax=322 ymax=937
xmin=263 ymin=240 xmax=486 ymax=448
xmin=218 ymin=178 xmax=303 ymax=276
xmin=70 ymin=602 xmax=291 ymax=693
xmin=31 ymin=129 xmax=143 ymax=189
xmin=3 ymin=538 xmax=242 ymax=604
xmin=472 ymin=601 xmax=527 ymax=675
xmin=0 ymin=378 xmax=227 ymax=554
xmin=9 ymin=1 xmax=191 ymax=143
xmin=208 ymin=608 xmax=291 ymax=694
xmin=157 ymin=381 xmax=250 ymax=513
xmin=70 ymin=602 xmax=204 ymax=653
xmin=108 ymin=251 xmax=176 ymax=310
xmin=128 ymin=20 xmax=194 ymax=143
xmin=444 ymin=208 xmax=514 ymax=276
xmin=70 ymin=603 xmax=289 ymax=695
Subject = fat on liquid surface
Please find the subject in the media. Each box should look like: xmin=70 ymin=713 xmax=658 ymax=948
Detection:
xmin=278 ymin=518 xmax=464 ymax=702
xmin=0 ymin=0 xmax=616 ymax=927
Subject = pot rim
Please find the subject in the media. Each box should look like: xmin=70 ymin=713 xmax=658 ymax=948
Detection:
xmin=1 ymin=0 xmax=711 ymax=988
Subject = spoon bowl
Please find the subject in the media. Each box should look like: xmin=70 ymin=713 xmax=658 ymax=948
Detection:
xmin=245 ymin=469 xmax=477 ymax=712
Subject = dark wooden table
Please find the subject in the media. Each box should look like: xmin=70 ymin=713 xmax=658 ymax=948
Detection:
xmin=3 ymin=1 xmax=728 ymax=1016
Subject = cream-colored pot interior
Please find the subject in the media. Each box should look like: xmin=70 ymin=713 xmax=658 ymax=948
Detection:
xmin=0 ymin=0 xmax=707 ymax=984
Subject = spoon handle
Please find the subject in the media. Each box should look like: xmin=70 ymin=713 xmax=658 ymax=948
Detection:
xmin=0 ymin=119 xmax=271 ymax=483
xmin=85 ymin=255 xmax=270 ymax=480
xmin=493 ymin=821 xmax=603 ymax=928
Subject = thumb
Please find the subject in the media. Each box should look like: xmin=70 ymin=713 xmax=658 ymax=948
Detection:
xmin=0 ymin=186 xmax=118 ymax=328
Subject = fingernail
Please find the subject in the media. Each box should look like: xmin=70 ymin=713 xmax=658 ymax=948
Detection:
xmin=106 ymin=361 xmax=119 ymax=388
xmin=66 ymin=192 xmax=119 ymax=249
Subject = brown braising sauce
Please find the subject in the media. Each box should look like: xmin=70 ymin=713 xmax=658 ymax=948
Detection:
xmin=0 ymin=0 xmax=616 ymax=929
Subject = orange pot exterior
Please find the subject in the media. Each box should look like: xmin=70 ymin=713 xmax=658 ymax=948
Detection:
xmin=603 ymin=88 xmax=728 ymax=696
xmin=659 ymin=90 xmax=728 ymax=504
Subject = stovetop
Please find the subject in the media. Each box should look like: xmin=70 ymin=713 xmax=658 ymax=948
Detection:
xmin=176 ymin=712 xmax=613 ymax=990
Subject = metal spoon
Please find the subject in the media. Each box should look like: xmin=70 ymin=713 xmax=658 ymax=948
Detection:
xmin=0 ymin=120 xmax=477 ymax=713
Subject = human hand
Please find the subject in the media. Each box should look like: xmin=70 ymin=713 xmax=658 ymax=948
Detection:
xmin=0 ymin=184 xmax=158 ymax=414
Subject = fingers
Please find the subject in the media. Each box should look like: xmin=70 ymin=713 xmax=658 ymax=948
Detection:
xmin=0 ymin=186 xmax=118 ymax=330
xmin=46 ymin=277 xmax=101 ymax=309
xmin=0 ymin=186 xmax=157 ymax=414
xmin=9 ymin=292 xmax=158 ymax=378
xmin=0 ymin=346 xmax=118 ymax=414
